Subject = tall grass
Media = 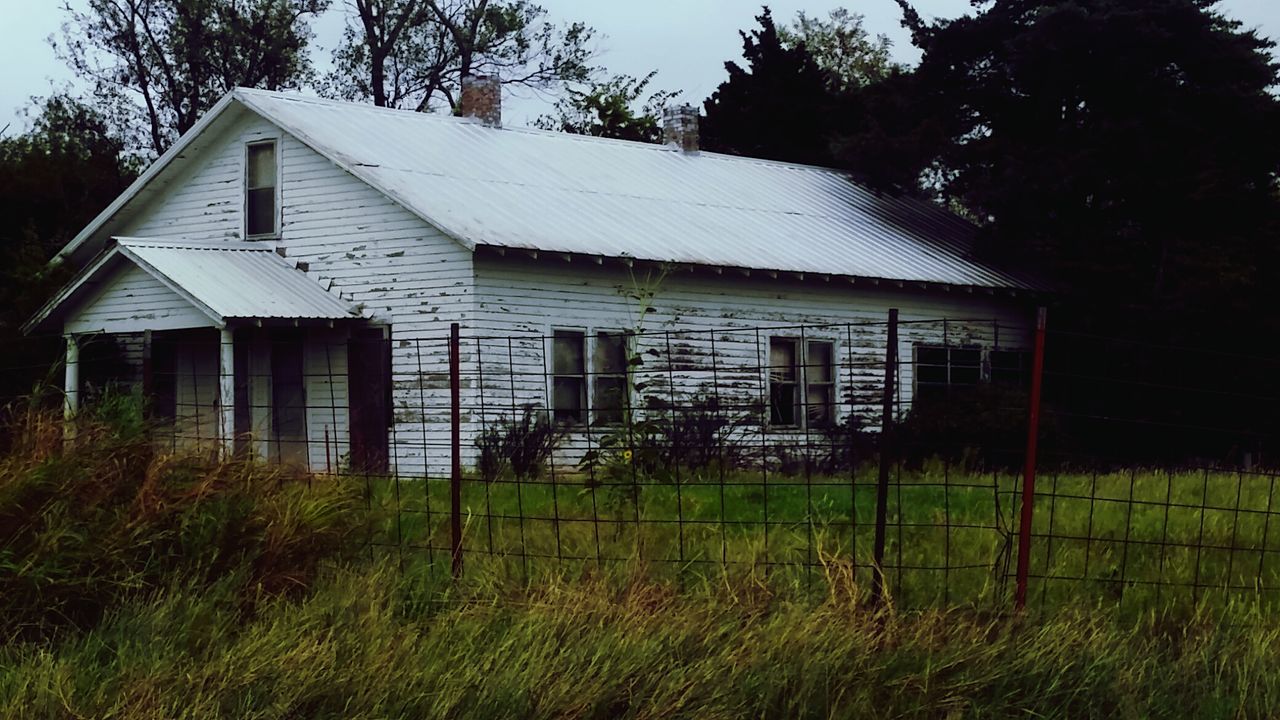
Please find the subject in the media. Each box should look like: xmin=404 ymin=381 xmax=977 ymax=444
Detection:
xmin=0 ymin=400 xmax=365 ymax=641
xmin=4 ymin=559 xmax=1280 ymax=718
xmin=4 ymin=401 xmax=1280 ymax=717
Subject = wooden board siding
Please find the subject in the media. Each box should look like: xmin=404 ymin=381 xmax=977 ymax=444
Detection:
xmin=65 ymin=263 xmax=211 ymax=335
xmin=118 ymin=112 xmax=474 ymax=475
xmin=468 ymin=255 xmax=1036 ymax=465
xmin=90 ymin=106 xmax=1034 ymax=477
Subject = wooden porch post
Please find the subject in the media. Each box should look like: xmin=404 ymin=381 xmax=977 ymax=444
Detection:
xmin=63 ymin=334 xmax=80 ymax=422
xmin=219 ymin=327 xmax=235 ymax=456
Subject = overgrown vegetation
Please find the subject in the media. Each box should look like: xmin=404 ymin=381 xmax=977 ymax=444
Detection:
xmin=475 ymin=405 xmax=567 ymax=483
xmin=4 ymin=403 xmax=1280 ymax=716
xmin=0 ymin=398 xmax=364 ymax=642
xmin=6 ymin=555 xmax=1280 ymax=717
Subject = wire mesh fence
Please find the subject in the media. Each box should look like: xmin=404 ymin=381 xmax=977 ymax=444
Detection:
xmin=7 ymin=308 xmax=1280 ymax=613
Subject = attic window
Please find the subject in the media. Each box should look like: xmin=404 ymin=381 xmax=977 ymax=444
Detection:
xmin=246 ymin=141 xmax=277 ymax=237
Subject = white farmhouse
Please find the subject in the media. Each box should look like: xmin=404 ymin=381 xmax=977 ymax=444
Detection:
xmin=25 ymin=76 xmax=1040 ymax=475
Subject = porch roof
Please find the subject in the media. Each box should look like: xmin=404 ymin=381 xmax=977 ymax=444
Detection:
xmin=25 ymin=238 xmax=361 ymax=334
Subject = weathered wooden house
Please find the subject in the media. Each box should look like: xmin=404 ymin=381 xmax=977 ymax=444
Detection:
xmin=25 ymin=77 xmax=1040 ymax=474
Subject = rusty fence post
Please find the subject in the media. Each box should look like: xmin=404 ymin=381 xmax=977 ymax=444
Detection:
xmin=1014 ymin=307 xmax=1048 ymax=610
xmin=871 ymin=308 xmax=899 ymax=606
xmin=450 ymin=322 xmax=464 ymax=578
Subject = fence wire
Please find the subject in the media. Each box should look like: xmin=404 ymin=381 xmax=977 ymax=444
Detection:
xmin=7 ymin=310 xmax=1280 ymax=612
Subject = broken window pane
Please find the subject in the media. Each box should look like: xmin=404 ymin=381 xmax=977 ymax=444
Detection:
xmin=553 ymin=330 xmax=585 ymax=375
xmin=951 ymin=348 xmax=981 ymax=385
xmin=806 ymin=341 xmax=833 ymax=383
xmin=769 ymin=338 xmax=799 ymax=425
xmin=553 ymin=377 xmax=585 ymax=423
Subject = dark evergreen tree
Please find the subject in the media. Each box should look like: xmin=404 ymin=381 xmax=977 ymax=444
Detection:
xmin=0 ymin=96 xmax=139 ymax=403
xmin=841 ymin=0 xmax=1280 ymax=461
xmin=862 ymin=0 xmax=1280 ymax=322
xmin=701 ymin=8 xmax=836 ymax=165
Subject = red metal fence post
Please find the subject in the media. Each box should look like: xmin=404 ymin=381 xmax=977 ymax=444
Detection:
xmin=1015 ymin=307 xmax=1048 ymax=609
xmin=871 ymin=308 xmax=899 ymax=606
xmin=450 ymin=322 xmax=464 ymax=578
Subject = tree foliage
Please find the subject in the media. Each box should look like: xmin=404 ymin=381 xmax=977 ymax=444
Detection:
xmin=700 ymin=8 xmax=836 ymax=164
xmin=0 ymin=96 xmax=139 ymax=402
xmin=863 ymin=0 xmax=1280 ymax=323
xmin=0 ymin=96 xmax=139 ymax=327
xmin=777 ymin=8 xmax=897 ymax=91
xmin=54 ymin=0 xmax=328 ymax=155
xmin=533 ymin=71 xmax=676 ymax=143
xmin=324 ymin=0 xmax=596 ymax=112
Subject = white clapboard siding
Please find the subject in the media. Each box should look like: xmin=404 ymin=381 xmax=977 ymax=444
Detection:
xmin=467 ymin=255 xmax=1035 ymax=465
xmin=98 ymin=105 xmax=1035 ymax=477
xmin=66 ymin=264 xmax=210 ymax=335
xmin=119 ymin=112 xmax=475 ymax=475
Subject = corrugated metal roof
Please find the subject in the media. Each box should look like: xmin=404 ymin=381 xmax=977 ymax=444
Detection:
xmin=236 ymin=88 xmax=1037 ymax=290
xmin=116 ymin=238 xmax=359 ymax=321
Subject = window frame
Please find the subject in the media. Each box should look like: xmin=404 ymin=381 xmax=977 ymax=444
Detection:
xmin=803 ymin=339 xmax=837 ymax=428
xmin=546 ymin=326 xmax=634 ymax=427
xmin=913 ymin=344 xmax=1027 ymax=403
xmin=243 ymin=138 xmax=282 ymax=240
xmin=591 ymin=329 xmax=631 ymax=425
xmin=989 ymin=348 xmax=1033 ymax=388
xmin=767 ymin=334 xmax=838 ymax=430
xmin=549 ymin=328 xmax=588 ymax=425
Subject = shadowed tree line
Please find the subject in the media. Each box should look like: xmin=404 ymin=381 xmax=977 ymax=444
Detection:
xmin=4 ymin=0 xmax=1278 ymax=463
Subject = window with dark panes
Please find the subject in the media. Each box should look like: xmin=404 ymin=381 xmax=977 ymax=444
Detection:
xmin=990 ymin=350 xmax=1031 ymax=387
xmin=552 ymin=330 xmax=586 ymax=423
xmin=593 ymin=331 xmax=628 ymax=424
xmin=769 ymin=338 xmax=800 ymax=425
xmin=914 ymin=345 xmax=981 ymax=403
xmin=805 ymin=341 xmax=835 ymax=427
xmin=246 ymin=141 xmax=277 ymax=237
xmin=771 ymin=338 xmax=837 ymax=428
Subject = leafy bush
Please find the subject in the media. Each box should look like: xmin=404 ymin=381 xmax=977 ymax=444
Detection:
xmin=475 ymin=405 xmax=567 ymax=483
xmin=894 ymin=385 xmax=1057 ymax=470
xmin=582 ymin=394 xmax=755 ymax=486
xmin=0 ymin=397 xmax=365 ymax=641
xmin=771 ymin=416 xmax=876 ymax=475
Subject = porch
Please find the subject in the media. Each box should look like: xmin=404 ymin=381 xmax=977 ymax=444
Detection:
xmin=26 ymin=238 xmax=390 ymax=472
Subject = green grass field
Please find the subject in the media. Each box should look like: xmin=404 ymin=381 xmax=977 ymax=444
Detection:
xmin=7 ymin=409 xmax=1280 ymax=718
xmin=365 ymin=463 xmax=1280 ymax=612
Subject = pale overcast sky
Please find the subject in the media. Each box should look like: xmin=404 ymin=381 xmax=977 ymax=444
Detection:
xmin=1 ymin=0 xmax=1277 ymax=135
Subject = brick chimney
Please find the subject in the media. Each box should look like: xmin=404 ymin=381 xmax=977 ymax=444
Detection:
xmin=662 ymin=104 xmax=699 ymax=153
xmin=460 ymin=73 xmax=501 ymax=127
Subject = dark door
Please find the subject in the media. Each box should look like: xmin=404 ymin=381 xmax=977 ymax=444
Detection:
xmin=271 ymin=329 xmax=308 ymax=466
xmin=348 ymin=327 xmax=391 ymax=473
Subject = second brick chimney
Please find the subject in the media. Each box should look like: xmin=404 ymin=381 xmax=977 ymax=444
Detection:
xmin=460 ymin=73 xmax=501 ymax=128
xmin=662 ymin=104 xmax=699 ymax=153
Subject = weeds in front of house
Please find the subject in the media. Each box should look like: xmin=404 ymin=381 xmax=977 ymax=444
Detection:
xmin=0 ymin=397 xmax=365 ymax=642
xmin=5 ymin=555 xmax=1280 ymax=718
xmin=6 ymin=397 xmax=1280 ymax=717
